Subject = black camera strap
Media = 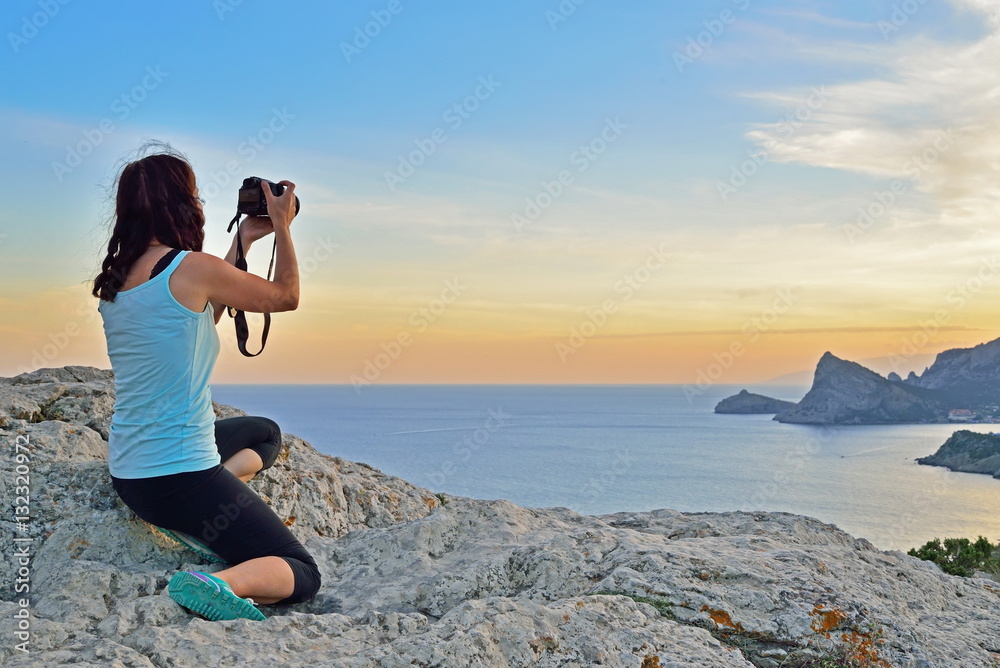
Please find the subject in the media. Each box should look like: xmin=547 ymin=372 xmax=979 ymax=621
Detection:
xmin=226 ymin=212 xmax=277 ymax=357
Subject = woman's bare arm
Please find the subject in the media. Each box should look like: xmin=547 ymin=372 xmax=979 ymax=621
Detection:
xmin=195 ymin=181 xmax=299 ymax=316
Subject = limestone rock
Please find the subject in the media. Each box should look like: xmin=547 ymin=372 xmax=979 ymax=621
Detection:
xmin=2 ymin=366 xmax=1000 ymax=667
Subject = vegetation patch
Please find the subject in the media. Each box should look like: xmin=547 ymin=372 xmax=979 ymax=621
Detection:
xmin=907 ymin=536 xmax=1000 ymax=578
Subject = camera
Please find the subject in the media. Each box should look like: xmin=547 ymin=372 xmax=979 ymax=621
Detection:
xmin=237 ymin=176 xmax=301 ymax=218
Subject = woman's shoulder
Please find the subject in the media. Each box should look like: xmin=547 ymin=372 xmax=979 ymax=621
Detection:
xmin=173 ymin=250 xmax=234 ymax=283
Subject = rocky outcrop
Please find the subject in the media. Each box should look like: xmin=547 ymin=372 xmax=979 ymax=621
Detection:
xmin=907 ymin=337 xmax=1000 ymax=405
xmin=773 ymin=352 xmax=946 ymax=425
xmin=2 ymin=367 xmax=1000 ymax=667
xmin=714 ymin=390 xmax=796 ymax=414
xmin=917 ymin=429 xmax=1000 ymax=479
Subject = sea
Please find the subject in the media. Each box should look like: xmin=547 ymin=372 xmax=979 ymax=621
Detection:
xmin=210 ymin=383 xmax=1000 ymax=553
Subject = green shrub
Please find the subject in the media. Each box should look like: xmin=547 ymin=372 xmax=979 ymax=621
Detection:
xmin=906 ymin=536 xmax=1000 ymax=577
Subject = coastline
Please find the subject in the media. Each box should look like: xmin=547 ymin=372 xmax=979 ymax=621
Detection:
xmin=209 ymin=382 xmax=1000 ymax=553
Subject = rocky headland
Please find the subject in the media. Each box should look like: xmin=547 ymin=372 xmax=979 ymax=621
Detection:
xmin=713 ymin=390 xmax=796 ymax=415
xmin=3 ymin=366 xmax=1000 ymax=667
xmin=917 ymin=430 xmax=1000 ymax=479
xmin=717 ymin=337 xmax=1000 ymax=425
xmin=773 ymin=352 xmax=946 ymax=425
xmin=905 ymin=337 xmax=1000 ymax=406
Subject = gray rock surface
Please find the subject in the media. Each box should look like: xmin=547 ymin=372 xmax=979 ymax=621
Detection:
xmin=774 ymin=352 xmax=944 ymax=425
xmin=714 ymin=389 xmax=797 ymax=415
xmin=3 ymin=367 xmax=1000 ymax=667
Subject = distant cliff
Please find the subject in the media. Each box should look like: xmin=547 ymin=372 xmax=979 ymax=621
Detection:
xmin=917 ymin=430 xmax=1000 ymax=479
xmin=904 ymin=338 xmax=1000 ymax=406
xmin=714 ymin=390 xmax=796 ymax=414
xmin=773 ymin=352 xmax=947 ymax=425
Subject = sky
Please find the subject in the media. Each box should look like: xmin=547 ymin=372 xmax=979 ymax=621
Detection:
xmin=1 ymin=0 xmax=998 ymax=385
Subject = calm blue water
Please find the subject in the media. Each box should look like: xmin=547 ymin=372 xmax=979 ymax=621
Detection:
xmin=211 ymin=383 xmax=1000 ymax=552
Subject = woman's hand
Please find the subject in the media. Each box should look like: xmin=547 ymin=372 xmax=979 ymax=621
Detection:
xmin=239 ymin=215 xmax=275 ymax=245
xmin=261 ymin=180 xmax=297 ymax=230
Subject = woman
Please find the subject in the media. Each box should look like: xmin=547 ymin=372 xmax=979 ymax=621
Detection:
xmin=92 ymin=148 xmax=320 ymax=621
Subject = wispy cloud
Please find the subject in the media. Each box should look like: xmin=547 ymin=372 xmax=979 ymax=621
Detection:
xmin=754 ymin=6 xmax=875 ymax=30
xmin=745 ymin=0 xmax=1000 ymax=227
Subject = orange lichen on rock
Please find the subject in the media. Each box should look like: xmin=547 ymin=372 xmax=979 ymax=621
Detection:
xmin=700 ymin=605 xmax=745 ymax=632
xmin=68 ymin=536 xmax=91 ymax=559
xmin=641 ymin=654 xmax=661 ymax=668
xmin=283 ymin=515 xmax=296 ymax=526
xmin=839 ymin=629 xmax=892 ymax=668
xmin=810 ymin=604 xmax=848 ymax=635
xmin=529 ymin=635 xmax=558 ymax=653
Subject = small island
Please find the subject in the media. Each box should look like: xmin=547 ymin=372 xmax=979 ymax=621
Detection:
xmin=714 ymin=389 xmax=797 ymax=414
xmin=917 ymin=430 xmax=1000 ymax=479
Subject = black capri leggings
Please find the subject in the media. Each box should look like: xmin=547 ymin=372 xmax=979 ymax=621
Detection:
xmin=111 ymin=416 xmax=321 ymax=605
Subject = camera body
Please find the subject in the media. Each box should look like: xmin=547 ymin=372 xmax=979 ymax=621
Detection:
xmin=237 ymin=176 xmax=300 ymax=218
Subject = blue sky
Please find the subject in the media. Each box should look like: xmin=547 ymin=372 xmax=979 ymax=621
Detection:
xmin=1 ymin=0 xmax=997 ymax=383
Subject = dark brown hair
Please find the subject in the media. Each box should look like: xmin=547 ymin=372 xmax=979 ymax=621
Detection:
xmin=92 ymin=150 xmax=205 ymax=302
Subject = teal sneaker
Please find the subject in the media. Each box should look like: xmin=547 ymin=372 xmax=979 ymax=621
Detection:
xmin=167 ymin=571 xmax=266 ymax=621
xmin=150 ymin=525 xmax=228 ymax=565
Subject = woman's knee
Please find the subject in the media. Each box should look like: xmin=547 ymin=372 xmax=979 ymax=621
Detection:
xmin=251 ymin=417 xmax=283 ymax=470
xmin=280 ymin=555 xmax=322 ymax=604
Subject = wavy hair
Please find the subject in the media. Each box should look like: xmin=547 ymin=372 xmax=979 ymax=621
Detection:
xmin=92 ymin=149 xmax=205 ymax=302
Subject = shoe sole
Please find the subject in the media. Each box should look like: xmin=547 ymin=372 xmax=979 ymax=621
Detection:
xmin=167 ymin=571 xmax=266 ymax=621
